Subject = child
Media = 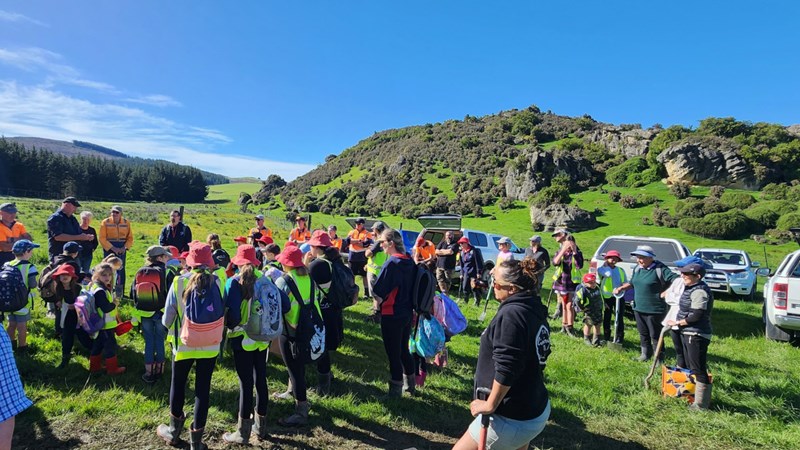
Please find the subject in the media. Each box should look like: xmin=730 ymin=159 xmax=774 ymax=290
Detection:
xmin=4 ymin=240 xmax=39 ymax=353
xmin=101 ymin=254 xmax=124 ymax=302
xmin=49 ymin=241 xmax=83 ymax=336
xmin=88 ymin=263 xmax=126 ymax=375
xmin=54 ymin=264 xmax=93 ymax=368
xmin=596 ymin=250 xmax=628 ymax=344
xmin=575 ymin=273 xmax=604 ymax=347
xmin=262 ymin=243 xmax=283 ymax=281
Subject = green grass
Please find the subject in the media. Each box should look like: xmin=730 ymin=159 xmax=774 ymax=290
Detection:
xmin=205 ymin=182 xmax=262 ymax=204
xmin=6 ymin=183 xmax=800 ymax=449
xmin=311 ymin=167 xmax=368 ymax=195
xmin=422 ymin=165 xmax=455 ymax=199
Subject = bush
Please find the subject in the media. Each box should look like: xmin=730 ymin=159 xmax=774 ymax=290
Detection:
xmin=636 ymin=194 xmax=659 ymax=206
xmin=703 ymin=197 xmax=729 ymax=215
xmin=606 ymin=157 xmax=661 ymax=187
xmin=608 ymin=190 xmax=622 ymax=202
xmin=720 ymin=191 xmax=756 ymax=210
xmin=744 ymin=204 xmax=780 ymax=231
xmin=709 ymin=185 xmax=726 ymax=199
xmin=531 ymin=184 xmax=570 ymax=207
xmin=674 ymin=198 xmax=705 ymax=219
xmin=652 ymin=206 xmax=678 ymax=227
xmin=761 ymin=183 xmax=789 ymax=200
xmin=776 ymin=212 xmax=800 ymax=231
xmin=619 ymin=195 xmax=638 ymax=209
xmin=669 ymin=181 xmax=691 ymax=199
xmin=641 ymin=217 xmax=653 ymax=226
xmin=788 ymin=184 xmax=800 ymax=202
xmin=678 ymin=209 xmax=754 ymax=239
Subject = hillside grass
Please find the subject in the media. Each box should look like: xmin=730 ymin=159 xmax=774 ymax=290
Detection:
xmin=5 ymin=182 xmax=800 ymax=449
xmin=422 ymin=165 xmax=455 ymax=199
xmin=311 ymin=167 xmax=368 ymax=195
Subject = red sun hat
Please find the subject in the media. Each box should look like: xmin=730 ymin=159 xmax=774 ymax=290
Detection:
xmin=416 ymin=237 xmax=425 ymax=246
xmin=179 ymin=251 xmax=189 ymax=260
xmin=231 ymin=244 xmax=260 ymax=267
xmin=52 ymin=264 xmax=78 ymax=279
xmin=233 ymin=236 xmax=248 ymax=243
xmin=277 ymin=245 xmax=305 ymax=268
xmin=603 ymin=250 xmax=622 ymax=262
xmin=582 ymin=273 xmax=597 ymax=283
xmin=457 ymin=236 xmax=470 ymax=244
xmin=256 ymin=235 xmax=274 ymax=245
xmin=308 ymin=230 xmax=333 ymax=247
xmin=165 ymin=245 xmax=180 ymax=259
xmin=186 ymin=241 xmax=216 ymax=268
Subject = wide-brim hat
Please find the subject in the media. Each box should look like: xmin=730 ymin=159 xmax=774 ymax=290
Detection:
xmin=231 ymin=244 xmax=260 ymax=267
xmin=256 ymin=235 xmax=274 ymax=245
xmin=457 ymin=236 xmax=470 ymax=244
xmin=186 ymin=241 xmax=216 ymax=268
xmin=630 ymin=245 xmax=656 ymax=258
xmin=52 ymin=264 xmax=78 ymax=279
xmin=308 ymin=230 xmax=333 ymax=247
xmin=165 ymin=245 xmax=180 ymax=258
xmin=277 ymin=246 xmax=305 ymax=268
xmin=602 ymin=250 xmax=623 ymax=262
xmin=233 ymin=236 xmax=248 ymax=243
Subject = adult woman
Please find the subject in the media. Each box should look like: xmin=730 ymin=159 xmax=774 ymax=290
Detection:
xmin=551 ymin=229 xmax=583 ymax=335
xmin=78 ymin=211 xmax=98 ymax=275
xmin=307 ymin=230 xmax=346 ymax=396
xmin=453 ymin=259 xmax=551 ymax=450
xmin=157 ymin=241 xmax=224 ymax=450
xmin=614 ymin=245 xmax=677 ymax=362
xmin=54 ymin=264 xmax=93 ymax=369
xmin=458 ymin=236 xmax=485 ymax=306
xmin=372 ymin=228 xmax=417 ymax=397
xmin=667 ymin=263 xmax=714 ymax=410
xmin=223 ymin=245 xmax=274 ymax=443
xmin=274 ymin=245 xmax=325 ymax=426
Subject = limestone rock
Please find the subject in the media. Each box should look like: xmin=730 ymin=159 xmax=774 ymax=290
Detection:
xmin=582 ymin=125 xmax=657 ymax=158
xmin=529 ymin=203 xmax=599 ymax=232
xmin=657 ymin=138 xmax=759 ymax=190
xmin=505 ymin=149 xmax=597 ymax=201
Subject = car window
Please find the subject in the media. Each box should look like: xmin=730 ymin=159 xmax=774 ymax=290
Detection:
xmin=694 ymin=251 xmax=746 ymax=266
xmin=490 ymin=235 xmax=522 ymax=252
xmin=468 ymin=232 xmax=488 ymax=247
xmin=597 ymin=238 xmax=684 ymax=263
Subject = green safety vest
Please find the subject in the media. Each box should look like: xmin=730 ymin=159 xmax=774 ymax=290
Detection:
xmin=366 ymin=251 xmax=388 ymax=276
xmin=552 ymin=257 xmax=582 ymax=284
xmin=88 ymin=282 xmax=118 ymax=331
xmin=599 ymin=266 xmax=627 ymax=298
xmin=283 ymin=270 xmax=322 ymax=331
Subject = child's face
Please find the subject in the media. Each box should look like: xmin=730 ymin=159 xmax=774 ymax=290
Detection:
xmin=266 ymin=252 xmax=276 ymax=260
xmin=586 ymin=280 xmax=597 ymax=289
xmin=98 ymin=271 xmax=113 ymax=287
xmin=17 ymin=250 xmax=33 ymax=260
xmin=59 ymin=274 xmax=73 ymax=284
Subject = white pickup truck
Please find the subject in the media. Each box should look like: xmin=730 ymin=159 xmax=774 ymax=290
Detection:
xmin=762 ymin=249 xmax=800 ymax=343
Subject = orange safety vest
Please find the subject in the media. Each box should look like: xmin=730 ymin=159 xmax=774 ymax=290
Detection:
xmin=330 ymin=236 xmax=343 ymax=250
xmin=290 ymin=228 xmax=311 ymax=243
xmin=249 ymin=226 xmax=273 ymax=239
xmin=347 ymin=229 xmax=370 ymax=252
xmin=416 ymin=241 xmax=436 ymax=261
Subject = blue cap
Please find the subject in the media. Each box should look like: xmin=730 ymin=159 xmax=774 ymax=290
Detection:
xmin=63 ymin=241 xmax=82 ymax=253
xmin=674 ymin=255 xmax=712 ymax=269
xmin=12 ymin=239 xmax=39 ymax=254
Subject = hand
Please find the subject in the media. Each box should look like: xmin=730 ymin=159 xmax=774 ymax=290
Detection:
xmin=81 ymin=233 xmax=94 ymax=241
xmin=470 ymin=399 xmax=495 ymax=417
xmin=667 ymin=320 xmax=677 ymax=327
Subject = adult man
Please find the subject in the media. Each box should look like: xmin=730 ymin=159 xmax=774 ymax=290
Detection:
xmin=524 ymin=235 xmax=551 ymax=295
xmin=289 ymin=216 xmax=311 ymax=244
xmin=249 ymin=214 xmax=273 ymax=244
xmin=0 ymin=203 xmax=33 ymax=266
xmin=47 ymin=197 xmax=93 ymax=262
xmin=344 ymin=218 xmax=372 ymax=298
xmin=327 ymin=225 xmax=343 ymax=251
xmin=434 ymin=231 xmax=459 ymax=294
xmin=99 ymin=205 xmax=134 ymax=298
xmin=158 ymin=210 xmax=192 ymax=252
xmin=413 ymin=236 xmax=436 ymax=272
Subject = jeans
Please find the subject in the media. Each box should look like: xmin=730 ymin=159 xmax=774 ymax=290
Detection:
xmin=230 ymin=336 xmax=269 ymax=417
xmin=90 ymin=329 xmax=117 ymax=358
xmin=78 ymin=254 xmax=93 ymax=276
xmin=681 ymin=333 xmax=710 ymax=384
xmin=380 ymin=314 xmax=414 ymax=383
xmin=103 ymin=244 xmax=126 ymax=298
xmin=468 ymin=401 xmax=551 ymax=450
xmin=142 ymin=313 xmax=167 ymax=364
xmin=61 ymin=309 xmax=93 ymax=359
xmin=170 ymin=357 xmax=216 ymax=429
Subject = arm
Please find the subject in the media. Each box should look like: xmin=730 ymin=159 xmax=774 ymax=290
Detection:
xmin=159 ymin=226 xmax=167 ymax=246
xmin=471 ymin=313 xmax=528 ymax=415
xmin=125 ymin=220 xmax=134 ymax=250
xmin=98 ymin=220 xmax=112 ymax=251
xmin=184 ymin=225 xmax=192 ymax=249
xmin=669 ymin=289 xmax=710 ymax=326
xmin=162 ymin=279 xmax=179 ymax=329
xmin=94 ymin=289 xmax=116 ymax=314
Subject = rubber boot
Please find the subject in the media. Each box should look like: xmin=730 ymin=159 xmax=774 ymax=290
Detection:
xmin=315 ymin=371 xmax=332 ymax=397
xmin=156 ymin=414 xmax=185 ymax=446
xmin=105 ymin=356 xmax=126 ymax=375
xmin=278 ymin=402 xmax=309 ymax=427
xmin=273 ymin=378 xmax=294 ymax=400
xmin=89 ymin=354 xmax=104 ymax=373
xmin=384 ymin=380 xmax=403 ymax=399
xmin=403 ymin=373 xmax=417 ymax=396
xmin=583 ymin=334 xmax=592 ymax=346
xmin=189 ymin=428 xmax=208 ymax=450
xmin=592 ymin=335 xmax=603 ymax=347
xmin=634 ymin=346 xmax=652 ymax=362
xmin=253 ymin=413 xmax=268 ymax=440
xmin=690 ymin=382 xmax=712 ymax=410
xmin=415 ymin=370 xmax=427 ymax=388
xmin=560 ymin=326 xmax=569 ymax=334
xmin=566 ymin=325 xmax=579 ymax=338
xmin=222 ymin=417 xmax=253 ymax=444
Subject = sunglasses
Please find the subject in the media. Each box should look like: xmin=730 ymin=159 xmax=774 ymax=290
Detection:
xmin=111 ymin=211 xmax=120 ymax=215
xmin=493 ymin=283 xmax=515 ymax=291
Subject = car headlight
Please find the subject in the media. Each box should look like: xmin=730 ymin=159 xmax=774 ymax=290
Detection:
xmin=730 ymin=271 xmax=749 ymax=280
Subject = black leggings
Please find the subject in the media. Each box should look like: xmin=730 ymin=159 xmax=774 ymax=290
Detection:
xmin=170 ymin=357 xmax=217 ymax=429
xmin=90 ymin=329 xmax=117 ymax=358
xmin=634 ymin=311 xmax=665 ymax=358
xmin=671 ymin=330 xmax=686 ymax=368
xmin=230 ymin=336 xmax=268 ymax=418
xmin=61 ymin=309 xmax=93 ymax=358
xmin=681 ymin=333 xmax=710 ymax=384
xmin=602 ymin=297 xmax=625 ymax=342
xmin=380 ymin=315 xmax=414 ymax=383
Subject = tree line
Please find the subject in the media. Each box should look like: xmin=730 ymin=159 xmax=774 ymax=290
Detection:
xmin=0 ymin=138 xmax=209 ymax=203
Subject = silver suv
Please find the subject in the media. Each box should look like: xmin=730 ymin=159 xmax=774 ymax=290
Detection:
xmin=590 ymin=235 xmax=691 ymax=278
xmin=693 ymin=248 xmax=761 ymax=301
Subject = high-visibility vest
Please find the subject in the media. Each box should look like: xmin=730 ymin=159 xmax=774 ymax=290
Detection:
xmin=598 ymin=266 xmax=627 ymax=299
xmin=290 ymin=228 xmax=311 ymax=243
xmin=8 ymin=260 xmax=33 ymax=315
xmin=88 ymin=282 xmax=118 ymax=331
xmin=226 ymin=270 xmax=269 ymax=352
xmin=347 ymin=229 xmax=370 ymax=252
xmin=553 ymin=257 xmax=581 ymax=284
xmin=367 ymin=250 xmax=388 ymax=276
xmin=169 ymin=272 xmax=224 ymax=361
xmin=283 ymin=270 xmax=321 ymax=330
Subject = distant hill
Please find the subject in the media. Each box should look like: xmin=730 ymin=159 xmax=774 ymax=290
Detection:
xmin=3 ymin=136 xmax=229 ymax=185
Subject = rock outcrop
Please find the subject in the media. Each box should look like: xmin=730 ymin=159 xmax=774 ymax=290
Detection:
xmin=581 ymin=125 xmax=658 ymax=158
xmin=657 ymin=138 xmax=759 ymax=190
xmin=529 ymin=203 xmax=599 ymax=232
xmin=505 ymin=149 xmax=597 ymax=201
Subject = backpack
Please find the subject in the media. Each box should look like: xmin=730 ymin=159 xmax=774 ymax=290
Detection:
xmin=74 ymin=289 xmax=104 ymax=335
xmin=412 ymin=263 xmax=436 ymax=316
xmin=410 ymin=315 xmax=446 ymax=358
xmin=283 ymin=274 xmax=326 ymax=364
xmin=243 ymin=275 xmax=284 ymax=341
xmin=433 ymin=292 xmax=467 ymax=335
xmin=37 ymin=261 xmax=60 ymax=303
xmin=178 ymin=273 xmax=225 ymax=348
xmin=212 ymin=249 xmax=231 ymax=269
xmin=320 ymin=258 xmax=358 ymax=309
xmin=132 ymin=266 xmax=166 ymax=312
xmin=0 ymin=263 xmax=28 ymax=313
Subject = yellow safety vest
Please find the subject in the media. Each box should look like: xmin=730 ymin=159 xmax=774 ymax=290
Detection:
xmin=599 ymin=266 xmax=627 ymax=298
xmin=226 ymin=270 xmax=269 ymax=352
xmin=366 ymin=251 xmax=388 ymax=276
xmin=88 ymin=282 xmax=118 ymax=331
xmin=283 ymin=270 xmax=322 ymax=332
xmin=169 ymin=272 xmax=225 ymax=361
xmin=8 ymin=260 xmax=33 ymax=315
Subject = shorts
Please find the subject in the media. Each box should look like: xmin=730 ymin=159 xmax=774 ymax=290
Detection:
xmin=350 ymin=260 xmax=367 ymax=276
xmin=557 ymin=292 xmax=574 ymax=304
xmin=436 ymin=268 xmax=453 ymax=287
xmin=8 ymin=312 xmax=31 ymax=323
xmin=583 ymin=313 xmax=602 ymax=326
xmin=468 ymin=401 xmax=550 ymax=450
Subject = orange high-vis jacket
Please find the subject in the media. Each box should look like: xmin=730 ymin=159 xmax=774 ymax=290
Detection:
xmin=290 ymin=228 xmax=311 ymax=243
xmin=249 ymin=226 xmax=273 ymax=239
xmin=99 ymin=217 xmax=133 ymax=251
xmin=330 ymin=237 xmax=343 ymax=251
xmin=347 ymin=229 xmax=370 ymax=252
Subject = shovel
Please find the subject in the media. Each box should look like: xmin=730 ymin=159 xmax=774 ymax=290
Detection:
xmin=478 ymin=277 xmax=494 ymax=322
xmin=644 ymin=326 xmax=670 ymax=389
xmin=607 ymin=292 xmax=626 ymax=352
xmin=475 ymin=387 xmax=492 ymax=450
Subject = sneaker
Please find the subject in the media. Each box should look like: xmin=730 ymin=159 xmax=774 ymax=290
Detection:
xmin=142 ymin=372 xmax=158 ymax=384
xmin=46 ymin=311 xmax=56 ymax=320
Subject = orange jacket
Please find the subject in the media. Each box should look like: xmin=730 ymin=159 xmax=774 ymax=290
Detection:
xmin=290 ymin=227 xmax=311 ymax=243
xmin=249 ymin=226 xmax=273 ymax=239
xmin=99 ymin=217 xmax=133 ymax=251
xmin=347 ymin=229 xmax=370 ymax=252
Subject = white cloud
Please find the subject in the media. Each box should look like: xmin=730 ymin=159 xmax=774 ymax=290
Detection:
xmin=0 ymin=10 xmax=47 ymax=27
xmin=0 ymin=81 xmax=314 ymax=180
xmin=0 ymin=47 xmax=119 ymax=94
xmin=124 ymin=94 xmax=183 ymax=108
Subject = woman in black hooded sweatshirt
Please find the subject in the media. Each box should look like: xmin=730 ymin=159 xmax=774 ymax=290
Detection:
xmin=453 ymin=258 xmax=551 ymax=450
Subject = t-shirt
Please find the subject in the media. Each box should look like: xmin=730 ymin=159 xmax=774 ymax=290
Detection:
xmin=436 ymin=239 xmax=459 ymax=270
xmin=47 ymin=209 xmax=82 ymax=258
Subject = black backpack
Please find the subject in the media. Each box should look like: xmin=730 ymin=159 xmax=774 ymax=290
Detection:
xmin=282 ymin=274 xmax=326 ymax=364
xmin=37 ymin=261 xmax=61 ymax=303
xmin=212 ymin=248 xmax=231 ymax=268
xmin=412 ymin=263 xmax=436 ymax=316
xmin=0 ymin=263 xmax=28 ymax=313
xmin=321 ymin=258 xmax=359 ymax=309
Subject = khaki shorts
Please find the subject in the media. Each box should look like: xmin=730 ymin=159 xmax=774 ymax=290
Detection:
xmin=436 ymin=268 xmax=453 ymax=287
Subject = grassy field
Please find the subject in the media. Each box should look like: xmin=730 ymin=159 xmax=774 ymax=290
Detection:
xmin=5 ymin=181 xmax=800 ymax=450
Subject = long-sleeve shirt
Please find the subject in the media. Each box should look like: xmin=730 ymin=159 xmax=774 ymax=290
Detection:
xmin=98 ymin=217 xmax=133 ymax=251
xmin=159 ymin=222 xmax=193 ymax=252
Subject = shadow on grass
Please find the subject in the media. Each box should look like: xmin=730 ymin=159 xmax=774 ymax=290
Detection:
xmin=539 ymin=407 xmax=647 ymax=450
xmin=712 ymin=301 xmax=764 ymax=339
xmin=14 ymin=404 xmax=83 ymax=450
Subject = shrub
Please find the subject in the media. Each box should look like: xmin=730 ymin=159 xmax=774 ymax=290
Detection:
xmin=675 ymin=198 xmax=705 ymax=219
xmin=652 ymin=207 xmax=678 ymax=228
xmin=641 ymin=217 xmax=653 ymax=226
xmin=498 ymin=196 xmax=515 ymax=211
xmin=788 ymin=184 xmax=800 ymax=202
xmin=678 ymin=209 xmax=754 ymax=239
xmin=531 ymin=184 xmax=570 ymax=207
xmin=608 ymin=190 xmax=622 ymax=202
xmin=720 ymin=191 xmax=756 ymax=210
xmin=761 ymin=183 xmax=788 ymax=200
xmin=669 ymin=181 xmax=691 ymax=199
xmin=703 ymin=197 xmax=729 ymax=215
xmin=606 ymin=157 xmax=661 ymax=187
xmin=709 ymin=185 xmax=726 ymax=199
xmin=619 ymin=195 xmax=638 ymax=209
xmin=636 ymin=194 xmax=659 ymax=206
xmin=776 ymin=212 xmax=800 ymax=231
xmin=744 ymin=204 xmax=780 ymax=231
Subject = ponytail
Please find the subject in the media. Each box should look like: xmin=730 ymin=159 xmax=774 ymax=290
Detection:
xmin=238 ymin=263 xmax=256 ymax=300
xmin=182 ymin=269 xmax=213 ymax=303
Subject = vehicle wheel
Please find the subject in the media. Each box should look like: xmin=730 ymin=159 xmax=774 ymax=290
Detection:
xmin=766 ymin=316 xmax=791 ymax=342
xmin=743 ymin=284 xmax=757 ymax=302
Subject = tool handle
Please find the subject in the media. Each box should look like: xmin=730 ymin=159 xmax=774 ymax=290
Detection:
xmin=476 ymin=387 xmax=492 ymax=426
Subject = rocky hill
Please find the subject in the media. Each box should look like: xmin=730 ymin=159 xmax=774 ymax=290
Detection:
xmin=253 ymin=106 xmax=800 ymax=219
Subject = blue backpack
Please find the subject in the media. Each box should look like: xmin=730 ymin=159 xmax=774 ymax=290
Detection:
xmin=410 ymin=315 xmax=446 ymax=358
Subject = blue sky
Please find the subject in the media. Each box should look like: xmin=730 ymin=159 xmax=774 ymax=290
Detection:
xmin=1 ymin=1 xmax=798 ymax=180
